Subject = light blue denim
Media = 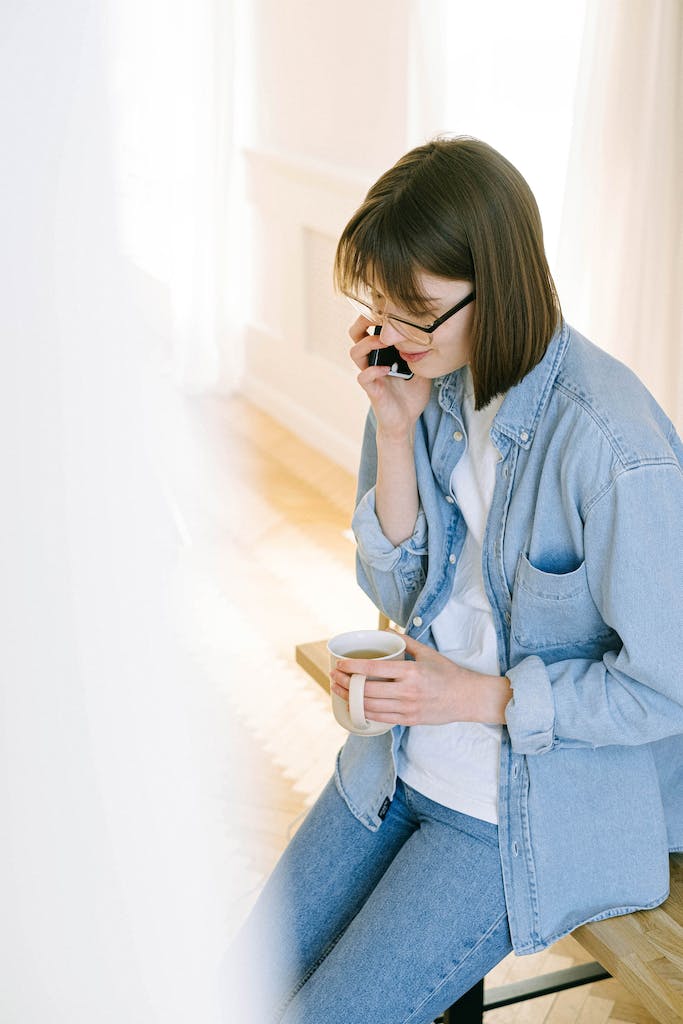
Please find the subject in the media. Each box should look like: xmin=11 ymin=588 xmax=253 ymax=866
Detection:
xmin=341 ymin=321 xmax=683 ymax=953
xmin=228 ymin=775 xmax=512 ymax=1023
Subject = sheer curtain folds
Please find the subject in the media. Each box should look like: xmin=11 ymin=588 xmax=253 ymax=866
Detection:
xmin=105 ymin=0 xmax=238 ymax=392
xmin=557 ymin=0 xmax=683 ymax=426
xmin=1 ymin=3 xmax=237 ymax=1021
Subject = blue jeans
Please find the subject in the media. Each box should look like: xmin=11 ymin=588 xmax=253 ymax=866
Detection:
xmin=225 ymin=774 xmax=513 ymax=1023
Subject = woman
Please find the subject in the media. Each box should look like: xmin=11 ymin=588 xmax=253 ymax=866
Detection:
xmin=227 ymin=137 xmax=683 ymax=1024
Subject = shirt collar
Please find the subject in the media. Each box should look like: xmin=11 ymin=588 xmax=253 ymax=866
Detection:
xmin=436 ymin=320 xmax=570 ymax=451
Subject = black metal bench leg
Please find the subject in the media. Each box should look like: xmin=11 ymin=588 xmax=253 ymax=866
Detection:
xmin=442 ymin=977 xmax=484 ymax=1023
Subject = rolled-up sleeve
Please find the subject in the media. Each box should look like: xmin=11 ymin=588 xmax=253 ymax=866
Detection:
xmin=353 ymin=486 xmax=428 ymax=571
xmin=352 ymin=486 xmax=428 ymax=625
xmin=505 ymin=656 xmax=557 ymax=754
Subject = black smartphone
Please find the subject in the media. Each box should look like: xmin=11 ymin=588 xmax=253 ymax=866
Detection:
xmin=366 ymin=326 xmax=414 ymax=379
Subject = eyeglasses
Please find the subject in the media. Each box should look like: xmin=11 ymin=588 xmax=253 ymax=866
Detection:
xmin=345 ymin=288 xmax=475 ymax=346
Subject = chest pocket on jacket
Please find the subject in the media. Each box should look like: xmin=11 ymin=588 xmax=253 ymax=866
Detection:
xmin=511 ymin=552 xmax=616 ymax=657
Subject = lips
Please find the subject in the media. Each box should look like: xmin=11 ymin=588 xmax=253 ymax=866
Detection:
xmin=398 ymin=349 xmax=431 ymax=363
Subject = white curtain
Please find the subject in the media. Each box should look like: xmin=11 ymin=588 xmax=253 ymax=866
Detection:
xmin=105 ymin=0 xmax=238 ymax=393
xmin=0 ymin=3 xmax=237 ymax=1020
xmin=556 ymin=0 xmax=682 ymax=426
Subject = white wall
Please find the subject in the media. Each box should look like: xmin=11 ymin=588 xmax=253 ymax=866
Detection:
xmin=239 ymin=0 xmax=412 ymax=175
xmin=237 ymin=0 xmax=415 ymax=473
xmin=237 ymin=1 xmax=590 ymax=471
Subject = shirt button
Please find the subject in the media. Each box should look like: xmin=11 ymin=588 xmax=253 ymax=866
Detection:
xmin=449 ymin=554 xmax=456 ymax=564
xmin=453 ymin=430 xmax=463 ymax=442
xmin=512 ymin=764 xmax=519 ymax=779
xmin=520 ymin=430 xmax=529 ymax=443
xmin=512 ymin=841 xmax=519 ymax=857
xmin=445 ymin=495 xmax=455 ymax=504
xmin=505 ymin=611 xmax=511 ymax=626
xmin=413 ymin=616 xmax=423 ymax=627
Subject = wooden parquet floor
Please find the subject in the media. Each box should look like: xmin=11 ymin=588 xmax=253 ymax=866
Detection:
xmin=167 ymin=390 xmax=659 ymax=1023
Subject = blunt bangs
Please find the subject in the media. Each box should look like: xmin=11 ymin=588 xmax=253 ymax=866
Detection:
xmin=334 ymin=197 xmax=438 ymax=318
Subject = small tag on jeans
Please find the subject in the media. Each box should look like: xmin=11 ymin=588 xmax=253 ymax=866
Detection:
xmin=378 ymin=797 xmax=391 ymax=820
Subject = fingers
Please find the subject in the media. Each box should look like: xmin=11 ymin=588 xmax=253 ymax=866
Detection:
xmin=349 ymin=316 xmax=393 ymax=371
xmin=349 ymin=334 xmax=386 ymax=371
xmin=330 ymin=666 xmax=409 ymax=699
xmin=335 ymin=658 xmax=406 ymax=680
xmin=364 ymin=698 xmax=413 ymax=723
xmin=329 ymin=675 xmax=408 ymax=720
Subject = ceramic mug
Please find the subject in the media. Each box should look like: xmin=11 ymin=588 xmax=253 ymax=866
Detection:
xmin=327 ymin=629 xmax=406 ymax=736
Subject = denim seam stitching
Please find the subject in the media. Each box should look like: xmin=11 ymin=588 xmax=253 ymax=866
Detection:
xmin=333 ymin=751 xmax=378 ymax=832
xmin=493 ymin=443 xmax=518 ymax=607
xmin=583 ymin=459 xmax=681 ymax=519
xmin=511 ymin=888 xmax=672 ymax=954
xmin=401 ymin=908 xmax=510 ymax=1024
xmin=276 ymin=926 xmax=348 ymax=1021
xmin=553 ymin=380 xmax=629 ymax=465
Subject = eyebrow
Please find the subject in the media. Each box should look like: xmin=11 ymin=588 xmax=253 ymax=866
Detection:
xmin=371 ymin=286 xmax=442 ymax=317
xmin=408 ymin=298 xmax=444 ymax=319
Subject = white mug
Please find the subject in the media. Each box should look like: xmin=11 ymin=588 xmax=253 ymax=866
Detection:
xmin=327 ymin=629 xmax=406 ymax=736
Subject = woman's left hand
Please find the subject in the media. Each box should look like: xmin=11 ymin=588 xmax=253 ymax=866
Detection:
xmin=330 ymin=632 xmax=512 ymax=727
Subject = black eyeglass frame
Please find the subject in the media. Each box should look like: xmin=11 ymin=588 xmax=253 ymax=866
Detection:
xmin=346 ymin=290 xmax=476 ymax=336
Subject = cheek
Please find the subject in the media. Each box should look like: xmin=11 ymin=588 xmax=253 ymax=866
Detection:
xmin=440 ymin=330 xmax=473 ymax=370
xmin=456 ymin=305 xmax=475 ymax=352
xmin=459 ymin=307 xmax=476 ymax=345
xmin=459 ymin=315 xmax=476 ymax=356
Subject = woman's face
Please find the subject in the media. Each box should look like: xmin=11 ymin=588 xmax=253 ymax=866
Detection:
xmin=372 ymin=270 xmax=475 ymax=379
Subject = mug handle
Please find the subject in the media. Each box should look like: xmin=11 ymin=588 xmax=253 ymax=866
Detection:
xmin=349 ymin=673 xmax=370 ymax=731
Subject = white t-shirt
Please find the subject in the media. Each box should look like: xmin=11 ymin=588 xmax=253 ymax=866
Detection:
xmin=397 ymin=368 xmax=505 ymax=824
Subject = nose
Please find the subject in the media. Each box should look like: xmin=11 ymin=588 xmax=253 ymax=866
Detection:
xmin=376 ymin=318 xmax=405 ymax=347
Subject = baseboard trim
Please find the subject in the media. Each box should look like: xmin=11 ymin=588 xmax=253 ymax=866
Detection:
xmin=240 ymin=374 xmax=360 ymax=475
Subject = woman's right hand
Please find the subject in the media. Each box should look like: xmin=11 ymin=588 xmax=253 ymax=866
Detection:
xmin=349 ymin=317 xmax=433 ymax=441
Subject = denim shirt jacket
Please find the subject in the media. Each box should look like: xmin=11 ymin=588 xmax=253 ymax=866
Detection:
xmin=336 ymin=320 xmax=683 ymax=955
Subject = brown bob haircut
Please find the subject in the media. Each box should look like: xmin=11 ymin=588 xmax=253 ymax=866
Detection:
xmin=334 ymin=136 xmax=562 ymax=409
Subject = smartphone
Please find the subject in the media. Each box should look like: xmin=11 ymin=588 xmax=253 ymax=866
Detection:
xmin=366 ymin=325 xmax=414 ymax=379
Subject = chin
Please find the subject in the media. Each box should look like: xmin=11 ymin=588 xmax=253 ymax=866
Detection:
xmin=412 ymin=367 xmax=442 ymax=380
xmin=412 ymin=359 xmax=465 ymax=379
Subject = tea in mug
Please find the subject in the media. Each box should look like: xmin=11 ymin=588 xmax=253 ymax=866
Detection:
xmin=342 ymin=648 xmax=390 ymax=659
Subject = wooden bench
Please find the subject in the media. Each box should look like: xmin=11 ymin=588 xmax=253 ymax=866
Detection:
xmin=295 ymin=636 xmax=683 ymax=1023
